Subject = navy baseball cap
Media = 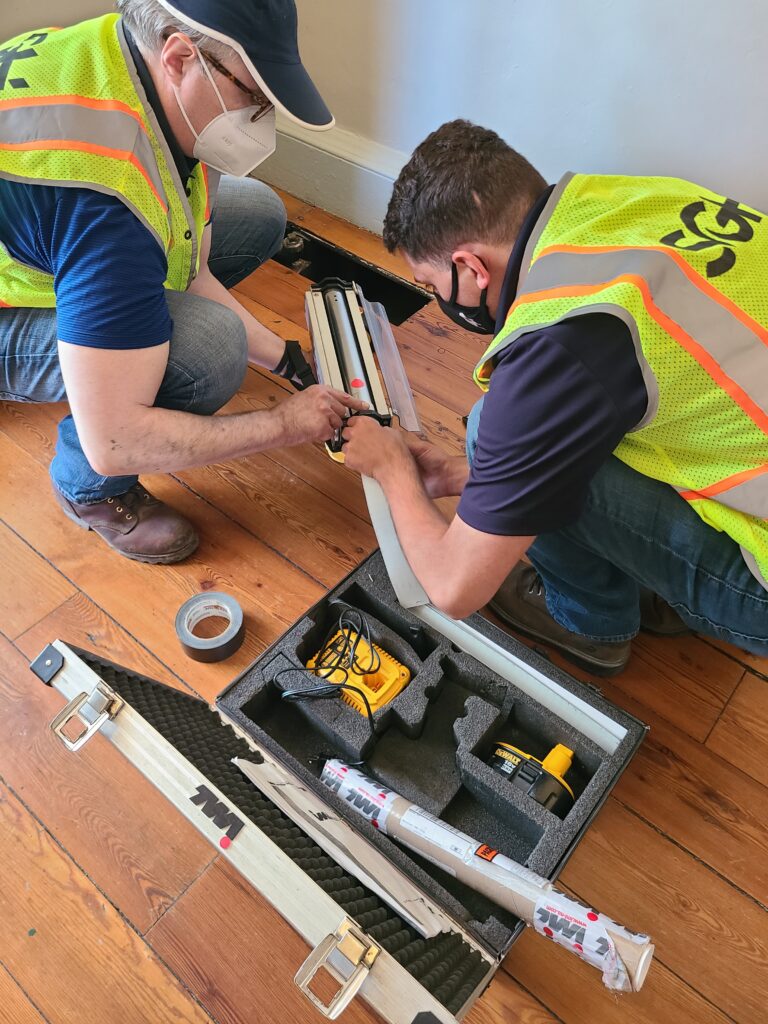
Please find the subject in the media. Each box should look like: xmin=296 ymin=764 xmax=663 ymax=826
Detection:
xmin=156 ymin=0 xmax=334 ymax=129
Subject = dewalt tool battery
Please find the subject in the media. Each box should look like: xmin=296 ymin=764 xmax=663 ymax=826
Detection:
xmin=488 ymin=742 xmax=575 ymax=818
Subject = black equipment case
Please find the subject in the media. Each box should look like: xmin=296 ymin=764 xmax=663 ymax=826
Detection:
xmin=33 ymin=524 xmax=647 ymax=1023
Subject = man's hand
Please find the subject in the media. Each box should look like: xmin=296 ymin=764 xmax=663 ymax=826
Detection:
xmin=276 ymin=385 xmax=368 ymax=446
xmin=403 ymin=435 xmax=469 ymax=498
xmin=341 ymin=415 xmax=409 ymax=479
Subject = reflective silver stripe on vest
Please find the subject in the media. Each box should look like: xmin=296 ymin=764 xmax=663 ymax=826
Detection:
xmin=675 ymin=468 xmax=768 ymax=518
xmin=117 ymin=20 xmax=198 ymax=288
xmin=517 ymin=172 xmax=574 ymax=293
xmin=519 ymin=247 xmax=768 ymax=417
xmin=0 ymin=104 xmax=167 ymax=211
xmin=0 ymin=167 xmax=163 ymax=253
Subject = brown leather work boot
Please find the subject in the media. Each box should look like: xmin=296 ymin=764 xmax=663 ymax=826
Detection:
xmin=53 ymin=482 xmax=199 ymax=564
xmin=488 ymin=563 xmax=631 ymax=677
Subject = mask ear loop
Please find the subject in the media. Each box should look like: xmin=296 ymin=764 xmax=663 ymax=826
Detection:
xmin=449 ymin=261 xmax=460 ymax=303
xmin=194 ymin=46 xmax=230 ymax=114
xmin=171 ymin=38 xmax=229 ymax=142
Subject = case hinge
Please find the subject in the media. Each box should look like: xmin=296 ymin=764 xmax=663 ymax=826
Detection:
xmin=50 ymin=681 xmax=124 ymax=752
xmin=294 ymin=918 xmax=380 ymax=1019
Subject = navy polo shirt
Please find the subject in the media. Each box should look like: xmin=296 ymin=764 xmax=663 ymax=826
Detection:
xmin=456 ymin=189 xmax=649 ymax=536
xmin=0 ymin=27 xmax=198 ymax=349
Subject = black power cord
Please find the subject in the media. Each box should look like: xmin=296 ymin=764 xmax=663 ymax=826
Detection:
xmin=272 ymin=609 xmax=383 ymax=760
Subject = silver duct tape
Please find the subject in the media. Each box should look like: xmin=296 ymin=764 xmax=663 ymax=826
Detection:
xmin=175 ymin=592 xmax=245 ymax=663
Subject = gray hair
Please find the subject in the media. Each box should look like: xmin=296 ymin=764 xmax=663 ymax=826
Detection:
xmin=115 ymin=0 xmax=235 ymax=60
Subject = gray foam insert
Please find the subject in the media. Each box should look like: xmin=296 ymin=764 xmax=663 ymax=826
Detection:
xmin=217 ymin=551 xmax=647 ymax=957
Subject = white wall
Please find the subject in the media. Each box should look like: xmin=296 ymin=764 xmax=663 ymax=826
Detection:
xmin=260 ymin=0 xmax=768 ymax=232
xmin=9 ymin=2 xmax=767 ymax=235
xmin=5 ymin=1 xmax=107 ymax=37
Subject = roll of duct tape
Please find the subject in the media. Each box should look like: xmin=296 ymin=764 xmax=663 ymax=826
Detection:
xmin=175 ymin=592 xmax=245 ymax=663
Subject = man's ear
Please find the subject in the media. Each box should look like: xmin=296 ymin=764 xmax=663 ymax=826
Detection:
xmin=452 ymin=249 xmax=491 ymax=291
xmin=159 ymin=32 xmax=198 ymax=88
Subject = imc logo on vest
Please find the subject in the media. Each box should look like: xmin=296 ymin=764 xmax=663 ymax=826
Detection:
xmin=0 ymin=32 xmax=48 ymax=91
xmin=189 ymin=784 xmax=244 ymax=848
xmin=661 ymin=195 xmax=762 ymax=278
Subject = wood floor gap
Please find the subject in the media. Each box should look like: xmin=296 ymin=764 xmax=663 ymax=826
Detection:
xmin=616 ymin=797 xmax=768 ymax=912
xmin=0 ymin=771 xmax=221 ymax=1024
xmin=168 ymin=470 xmax=336 ymax=592
xmin=0 ymin=958 xmax=55 ymax=1024
xmin=700 ymin=636 xmax=768 ymax=684
xmin=0 ymin=512 xmax=202 ymax=700
xmin=142 ymin=853 xmax=221 ymax=938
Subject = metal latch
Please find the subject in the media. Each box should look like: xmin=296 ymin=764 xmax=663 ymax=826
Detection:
xmin=294 ymin=918 xmax=380 ymax=1019
xmin=50 ymin=681 xmax=124 ymax=752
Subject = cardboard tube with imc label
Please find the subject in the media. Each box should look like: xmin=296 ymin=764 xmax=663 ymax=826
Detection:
xmin=320 ymin=760 xmax=654 ymax=992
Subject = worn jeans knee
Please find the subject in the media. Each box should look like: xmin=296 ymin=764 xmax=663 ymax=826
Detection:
xmin=208 ymin=176 xmax=287 ymax=289
xmin=162 ymin=291 xmax=248 ymax=415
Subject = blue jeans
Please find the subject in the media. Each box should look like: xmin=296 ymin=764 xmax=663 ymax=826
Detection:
xmin=466 ymin=397 xmax=768 ymax=655
xmin=0 ymin=176 xmax=287 ymax=503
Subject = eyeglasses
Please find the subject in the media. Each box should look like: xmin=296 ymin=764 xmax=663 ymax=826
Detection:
xmin=199 ymin=49 xmax=273 ymax=119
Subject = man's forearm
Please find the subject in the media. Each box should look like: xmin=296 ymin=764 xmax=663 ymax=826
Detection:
xmin=377 ymin=450 xmax=454 ymax=599
xmin=98 ymin=404 xmax=293 ymax=476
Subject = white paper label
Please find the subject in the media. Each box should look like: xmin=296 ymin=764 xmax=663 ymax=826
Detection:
xmin=533 ymin=892 xmax=624 ymax=985
xmin=320 ymin=760 xmax=398 ymax=834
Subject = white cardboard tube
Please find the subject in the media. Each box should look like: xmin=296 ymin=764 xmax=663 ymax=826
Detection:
xmin=321 ymin=760 xmax=654 ymax=992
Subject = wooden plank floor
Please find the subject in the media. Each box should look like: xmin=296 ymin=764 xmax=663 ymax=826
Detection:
xmin=1 ymin=188 xmax=766 ymax=1024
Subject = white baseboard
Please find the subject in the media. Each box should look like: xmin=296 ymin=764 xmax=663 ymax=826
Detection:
xmin=258 ymin=121 xmax=408 ymax=236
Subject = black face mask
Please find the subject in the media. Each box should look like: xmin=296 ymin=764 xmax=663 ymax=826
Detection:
xmin=435 ymin=262 xmax=496 ymax=334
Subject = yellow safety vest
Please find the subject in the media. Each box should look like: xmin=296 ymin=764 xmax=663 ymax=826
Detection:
xmin=475 ymin=173 xmax=768 ymax=589
xmin=0 ymin=14 xmax=210 ymax=307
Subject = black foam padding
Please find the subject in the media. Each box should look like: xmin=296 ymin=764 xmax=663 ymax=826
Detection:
xmin=75 ymin=649 xmax=490 ymax=1015
xmin=219 ymin=551 xmax=648 ymax=956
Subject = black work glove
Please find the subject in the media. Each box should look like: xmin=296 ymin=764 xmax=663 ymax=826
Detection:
xmin=272 ymin=340 xmax=317 ymax=391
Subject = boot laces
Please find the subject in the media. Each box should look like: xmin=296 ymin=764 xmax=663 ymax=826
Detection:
xmin=527 ymin=574 xmax=545 ymax=598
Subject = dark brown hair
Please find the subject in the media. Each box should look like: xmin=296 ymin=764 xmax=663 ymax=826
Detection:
xmin=383 ymin=120 xmax=546 ymax=265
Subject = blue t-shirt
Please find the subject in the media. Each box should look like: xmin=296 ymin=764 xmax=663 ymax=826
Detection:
xmin=456 ymin=189 xmax=648 ymax=536
xmin=0 ymin=28 xmax=197 ymax=349
xmin=0 ymin=182 xmax=172 ymax=347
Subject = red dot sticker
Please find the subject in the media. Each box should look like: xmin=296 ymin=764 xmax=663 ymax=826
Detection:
xmin=574 ymin=943 xmax=584 ymax=953
xmin=372 ymin=819 xmax=379 ymax=829
xmin=543 ymin=927 xmax=553 ymax=937
xmin=350 ymin=378 xmax=365 ymax=388
xmin=587 ymin=912 xmax=599 ymax=921
xmin=220 ymin=836 xmax=231 ymax=849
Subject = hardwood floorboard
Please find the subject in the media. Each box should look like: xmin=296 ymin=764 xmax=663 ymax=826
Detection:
xmin=0 ymin=782 xmax=214 ymax=1024
xmin=505 ymin=928 xmax=733 ymax=1024
xmin=146 ymin=856 xmax=384 ymax=1024
xmin=0 ymin=521 xmax=74 ymax=640
xmin=0 ymin=634 xmax=215 ymax=933
xmin=505 ymin=799 xmax=766 ymax=1024
xmin=0 ymin=965 xmax=47 ymax=1024
xmin=600 ymin=682 xmax=768 ymax=906
xmin=15 ymin=590 xmax=187 ymax=691
xmin=706 ymin=672 xmax=768 ymax=789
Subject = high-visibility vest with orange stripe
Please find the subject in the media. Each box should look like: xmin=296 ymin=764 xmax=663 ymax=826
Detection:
xmin=474 ymin=173 xmax=768 ymax=589
xmin=0 ymin=14 xmax=210 ymax=306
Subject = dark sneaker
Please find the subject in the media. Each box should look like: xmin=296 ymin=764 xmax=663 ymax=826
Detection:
xmin=488 ymin=563 xmax=631 ymax=677
xmin=53 ymin=482 xmax=199 ymax=564
xmin=639 ymin=589 xmax=690 ymax=637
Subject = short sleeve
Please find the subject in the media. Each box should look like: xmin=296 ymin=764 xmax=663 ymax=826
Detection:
xmin=457 ymin=314 xmax=648 ymax=536
xmin=47 ymin=188 xmax=172 ymax=348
